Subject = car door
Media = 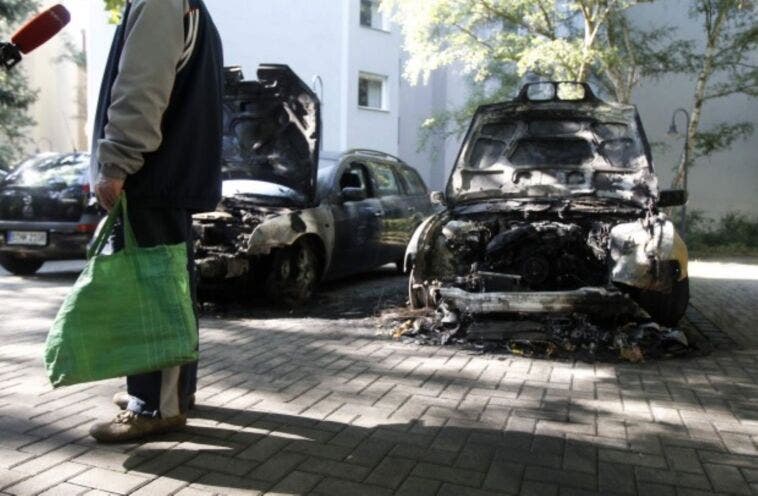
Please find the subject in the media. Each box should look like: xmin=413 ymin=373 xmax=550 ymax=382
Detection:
xmin=396 ymin=164 xmax=431 ymax=241
xmin=366 ymin=160 xmax=409 ymax=266
xmin=328 ymin=161 xmax=383 ymax=277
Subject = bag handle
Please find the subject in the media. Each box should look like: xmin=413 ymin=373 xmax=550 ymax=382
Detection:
xmin=87 ymin=194 xmax=138 ymax=259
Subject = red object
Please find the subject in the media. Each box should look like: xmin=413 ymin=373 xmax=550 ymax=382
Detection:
xmin=11 ymin=4 xmax=71 ymax=55
xmin=76 ymin=224 xmax=98 ymax=234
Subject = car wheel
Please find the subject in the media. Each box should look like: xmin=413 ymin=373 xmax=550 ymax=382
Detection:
xmin=264 ymin=238 xmax=320 ymax=305
xmin=0 ymin=254 xmax=44 ymax=276
xmin=636 ymin=277 xmax=690 ymax=327
xmin=408 ymin=268 xmax=429 ymax=309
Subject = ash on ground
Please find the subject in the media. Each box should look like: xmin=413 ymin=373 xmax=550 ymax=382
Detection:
xmin=382 ymin=305 xmax=697 ymax=363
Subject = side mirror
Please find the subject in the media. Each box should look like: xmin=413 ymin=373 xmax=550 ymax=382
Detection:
xmin=430 ymin=191 xmax=446 ymax=206
xmin=341 ymin=187 xmax=367 ymax=202
xmin=658 ymin=189 xmax=687 ymax=208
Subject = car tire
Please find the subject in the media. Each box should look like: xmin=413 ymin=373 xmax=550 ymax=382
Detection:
xmin=408 ymin=268 xmax=428 ymax=309
xmin=0 ymin=254 xmax=44 ymax=276
xmin=636 ymin=277 xmax=690 ymax=327
xmin=264 ymin=238 xmax=320 ymax=306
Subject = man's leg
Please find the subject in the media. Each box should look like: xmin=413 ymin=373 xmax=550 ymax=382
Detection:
xmin=124 ymin=209 xmax=198 ymax=418
xmin=90 ymin=202 xmax=198 ymax=442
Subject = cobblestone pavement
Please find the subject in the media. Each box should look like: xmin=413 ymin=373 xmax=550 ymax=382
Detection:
xmin=0 ymin=259 xmax=757 ymax=495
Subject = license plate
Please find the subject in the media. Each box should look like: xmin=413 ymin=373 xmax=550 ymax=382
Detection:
xmin=7 ymin=231 xmax=48 ymax=246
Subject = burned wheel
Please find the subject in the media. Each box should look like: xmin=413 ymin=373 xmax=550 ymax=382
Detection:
xmin=0 ymin=254 xmax=43 ymax=276
xmin=635 ymin=277 xmax=690 ymax=327
xmin=264 ymin=238 xmax=320 ymax=305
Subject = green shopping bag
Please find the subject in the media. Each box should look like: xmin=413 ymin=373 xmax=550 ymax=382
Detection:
xmin=44 ymin=195 xmax=198 ymax=388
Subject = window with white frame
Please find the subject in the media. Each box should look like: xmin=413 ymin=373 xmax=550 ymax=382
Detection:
xmin=360 ymin=0 xmax=385 ymax=30
xmin=358 ymin=73 xmax=387 ymax=110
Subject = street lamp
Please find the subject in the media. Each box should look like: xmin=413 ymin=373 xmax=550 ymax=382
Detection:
xmin=667 ymin=108 xmax=690 ymax=238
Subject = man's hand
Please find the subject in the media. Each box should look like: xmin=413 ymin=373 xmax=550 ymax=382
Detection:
xmin=95 ymin=176 xmax=125 ymax=212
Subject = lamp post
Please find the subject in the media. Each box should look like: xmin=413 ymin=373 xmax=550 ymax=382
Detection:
xmin=667 ymin=108 xmax=690 ymax=239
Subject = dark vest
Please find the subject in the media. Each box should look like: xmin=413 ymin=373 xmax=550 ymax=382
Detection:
xmin=92 ymin=0 xmax=224 ymax=211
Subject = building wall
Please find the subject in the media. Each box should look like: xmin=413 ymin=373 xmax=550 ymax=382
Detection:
xmin=23 ymin=0 xmax=90 ymax=159
xmin=629 ymin=0 xmax=758 ymax=217
xmin=341 ymin=0 xmax=402 ymax=155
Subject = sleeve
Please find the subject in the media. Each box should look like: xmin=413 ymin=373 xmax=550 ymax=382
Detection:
xmin=97 ymin=0 xmax=187 ymax=180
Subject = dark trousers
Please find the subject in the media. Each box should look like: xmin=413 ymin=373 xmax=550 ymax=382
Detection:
xmin=112 ymin=200 xmax=198 ymax=418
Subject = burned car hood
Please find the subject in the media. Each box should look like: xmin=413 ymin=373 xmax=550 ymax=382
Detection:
xmin=222 ymin=64 xmax=321 ymax=206
xmin=446 ymin=99 xmax=658 ymax=209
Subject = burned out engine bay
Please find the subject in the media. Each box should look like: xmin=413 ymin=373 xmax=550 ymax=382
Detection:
xmin=398 ymin=209 xmax=693 ymax=362
xmin=193 ymin=197 xmax=294 ymax=282
xmin=437 ymin=216 xmax=610 ymax=293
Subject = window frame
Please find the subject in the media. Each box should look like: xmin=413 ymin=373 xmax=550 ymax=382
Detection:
xmin=359 ymin=0 xmax=388 ymax=31
xmin=338 ymin=162 xmax=373 ymax=198
xmin=358 ymin=72 xmax=389 ymax=111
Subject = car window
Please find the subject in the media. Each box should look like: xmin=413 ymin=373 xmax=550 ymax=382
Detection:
xmin=368 ymin=162 xmax=401 ymax=197
xmin=398 ymin=168 xmax=427 ymax=195
xmin=4 ymin=154 xmax=89 ymax=189
xmin=339 ymin=163 xmax=372 ymax=196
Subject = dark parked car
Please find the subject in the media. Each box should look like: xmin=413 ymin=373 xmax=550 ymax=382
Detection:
xmin=193 ymin=64 xmax=433 ymax=304
xmin=405 ymin=81 xmax=690 ymax=330
xmin=0 ymin=152 xmax=101 ymax=275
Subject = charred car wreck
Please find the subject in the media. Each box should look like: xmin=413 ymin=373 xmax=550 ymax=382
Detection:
xmin=194 ymin=65 xmax=432 ymax=304
xmin=403 ymin=82 xmax=690 ymax=360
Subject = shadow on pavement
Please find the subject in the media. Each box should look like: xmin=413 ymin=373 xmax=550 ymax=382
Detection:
xmin=118 ymin=387 xmax=749 ymax=495
xmin=202 ymin=265 xmax=408 ymax=320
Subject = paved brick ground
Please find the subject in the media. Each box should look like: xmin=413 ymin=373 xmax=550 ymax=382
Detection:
xmin=0 ymin=260 xmax=757 ymax=495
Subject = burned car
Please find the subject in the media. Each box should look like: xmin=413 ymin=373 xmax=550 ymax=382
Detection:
xmin=405 ymin=82 xmax=689 ymax=349
xmin=193 ymin=65 xmax=432 ymax=304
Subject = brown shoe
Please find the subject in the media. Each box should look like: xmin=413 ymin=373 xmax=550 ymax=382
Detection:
xmin=112 ymin=392 xmax=196 ymax=410
xmin=89 ymin=410 xmax=187 ymax=443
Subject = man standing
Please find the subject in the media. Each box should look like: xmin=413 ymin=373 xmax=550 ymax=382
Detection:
xmin=89 ymin=0 xmax=223 ymax=442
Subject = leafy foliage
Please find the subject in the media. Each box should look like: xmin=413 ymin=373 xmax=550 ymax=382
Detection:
xmin=0 ymin=0 xmax=39 ymax=170
xmin=103 ymin=0 xmax=126 ymax=24
xmin=383 ymin=0 xmax=690 ymax=140
xmin=687 ymin=210 xmax=758 ymax=256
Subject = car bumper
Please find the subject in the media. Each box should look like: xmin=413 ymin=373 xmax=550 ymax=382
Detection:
xmin=0 ymin=221 xmax=93 ymax=260
xmin=196 ymin=254 xmax=250 ymax=281
xmin=434 ymin=286 xmax=642 ymax=318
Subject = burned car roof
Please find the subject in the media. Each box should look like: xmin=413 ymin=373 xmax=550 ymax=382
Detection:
xmin=447 ymin=83 xmax=658 ymax=209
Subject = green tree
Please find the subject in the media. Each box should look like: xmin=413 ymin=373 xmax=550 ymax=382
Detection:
xmin=103 ymin=0 xmax=125 ymax=24
xmin=669 ymin=0 xmax=756 ymax=188
xmin=0 ymin=0 xmax=39 ymax=169
xmin=382 ymin=0 xmax=693 ymax=144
